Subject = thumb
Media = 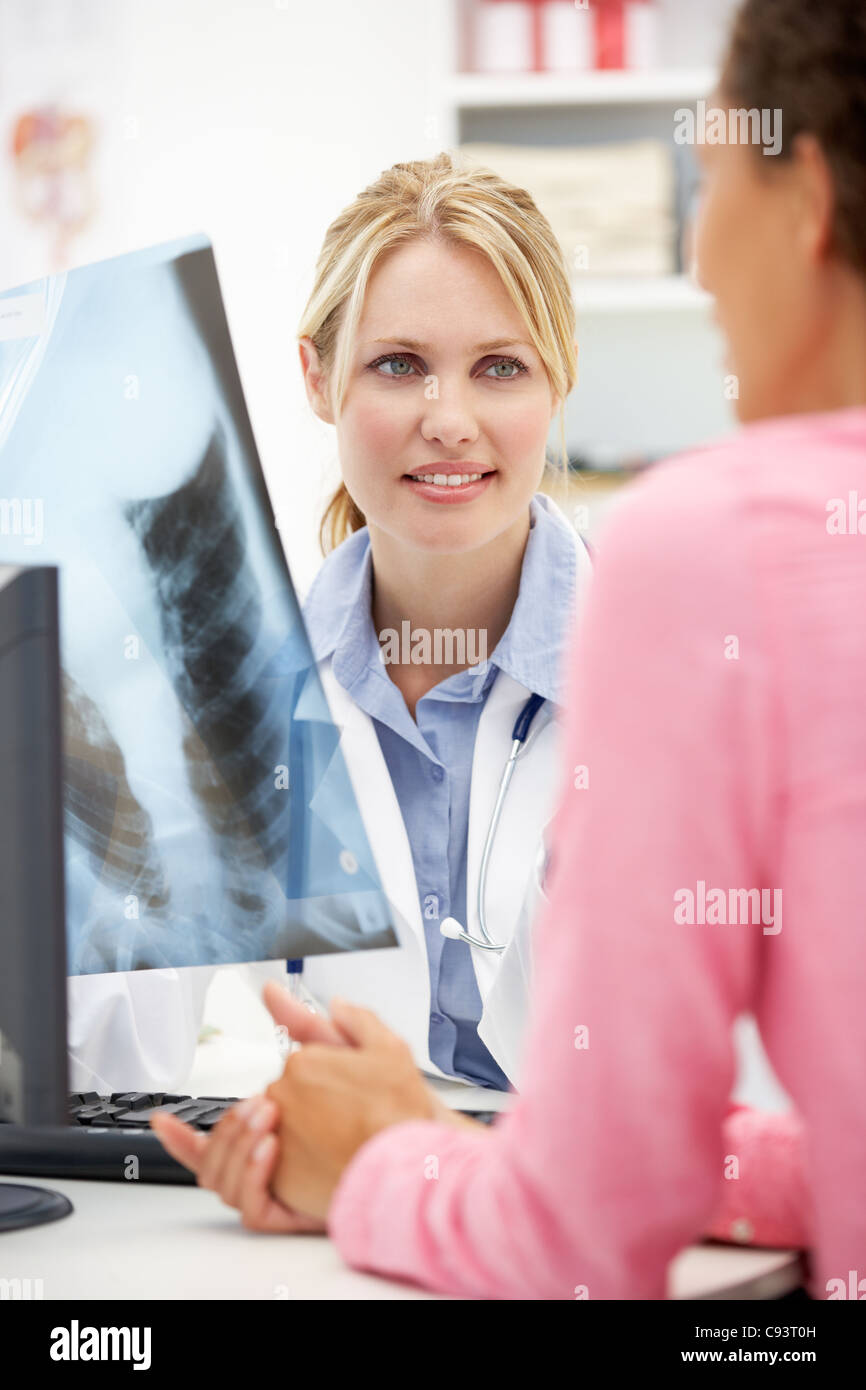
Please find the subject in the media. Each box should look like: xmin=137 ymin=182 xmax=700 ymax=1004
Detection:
xmin=328 ymin=997 xmax=401 ymax=1049
xmin=263 ymin=979 xmax=346 ymax=1047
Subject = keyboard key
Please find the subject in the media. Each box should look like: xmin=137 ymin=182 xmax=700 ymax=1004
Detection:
xmin=191 ymin=1109 xmax=230 ymax=1130
xmin=69 ymin=1092 xmax=100 ymax=1107
xmin=75 ymin=1105 xmax=122 ymax=1126
xmin=128 ymin=1102 xmax=205 ymax=1124
xmin=155 ymin=1101 xmax=219 ymax=1125
xmin=109 ymin=1093 xmax=157 ymax=1110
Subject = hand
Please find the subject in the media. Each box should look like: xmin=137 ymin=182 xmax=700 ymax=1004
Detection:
xmin=150 ymin=979 xmax=347 ymax=1232
xmin=264 ymin=997 xmax=481 ymax=1222
xmin=151 ymin=1095 xmax=323 ymax=1232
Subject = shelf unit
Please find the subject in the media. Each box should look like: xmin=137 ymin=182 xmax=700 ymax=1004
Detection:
xmin=420 ymin=2 xmax=735 ymax=469
xmin=426 ymin=0 xmax=722 ymax=309
xmin=573 ymin=273 xmax=710 ymax=314
xmin=447 ymin=66 xmax=716 ymax=110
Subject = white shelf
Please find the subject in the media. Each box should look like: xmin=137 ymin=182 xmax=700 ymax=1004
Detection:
xmin=572 ymin=274 xmax=711 ymax=314
xmin=449 ymin=67 xmax=716 ymax=109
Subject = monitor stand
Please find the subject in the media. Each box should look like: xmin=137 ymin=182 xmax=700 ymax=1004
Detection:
xmin=0 ymin=1181 xmax=73 ymax=1231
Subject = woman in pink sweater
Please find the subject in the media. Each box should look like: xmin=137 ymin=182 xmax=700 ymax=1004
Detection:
xmin=153 ymin=0 xmax=866 ymax=1297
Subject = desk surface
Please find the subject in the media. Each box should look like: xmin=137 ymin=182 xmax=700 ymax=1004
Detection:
xmin=0 ymin=1173 xmax=802 ymax=1301
xmin=4 ymin=968 xmax=801 ymax=1300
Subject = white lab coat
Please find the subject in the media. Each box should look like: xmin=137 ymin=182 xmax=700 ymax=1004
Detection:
xmin=67 ymin=964 xmax=214 ymax=1094
xmin=298 ymin=660 xmax=566 ymax=1086
xmin=68 ymin=505 xmax=591 ymax=1092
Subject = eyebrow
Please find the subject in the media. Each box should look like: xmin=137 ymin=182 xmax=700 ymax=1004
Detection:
xmin=366 ymin=337 xmax=533 ymax=355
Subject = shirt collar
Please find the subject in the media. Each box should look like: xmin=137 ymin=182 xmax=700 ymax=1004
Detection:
xmin=302 ymin=492 xmax=582 ymax=706
xmin=490 ymin=492 xmax=579 ymax=703
xmin=303 ymin=525 xmax=376 ymax=678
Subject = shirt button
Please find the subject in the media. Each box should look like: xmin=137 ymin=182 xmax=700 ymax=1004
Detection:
xmin=430 ymin=1012 xmax=445 ymax=1025
xmin=430 ymin=765 xmax=444 ymax=783
xmin=729 ymin=1218 xmax=754 ymax=1243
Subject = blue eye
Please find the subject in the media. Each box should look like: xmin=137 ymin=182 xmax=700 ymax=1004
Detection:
xmin=370 ymin=354 xmax=416 ymax=377
xmin=482 ymin=356 xmax=528 ymax=379
xmin=368 ymin=352 xmax=528 ymax=380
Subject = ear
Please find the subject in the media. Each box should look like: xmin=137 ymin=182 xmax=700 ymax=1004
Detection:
xmin=788 ymin=132 xmax=836 ymax=266
xmin=299 ymin=336 xmax=335 ymax=425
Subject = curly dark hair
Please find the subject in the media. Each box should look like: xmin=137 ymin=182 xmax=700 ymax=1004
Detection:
xmin=721 ymin=0 xmax=866 ymax=273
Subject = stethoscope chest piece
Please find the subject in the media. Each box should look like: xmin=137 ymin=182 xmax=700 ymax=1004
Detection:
xmin=439 ymin=693 xmax=547 ymax=953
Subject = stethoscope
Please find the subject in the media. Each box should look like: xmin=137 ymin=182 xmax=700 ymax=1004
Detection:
xmin=439 ymin=692 xmax=548 ymax=953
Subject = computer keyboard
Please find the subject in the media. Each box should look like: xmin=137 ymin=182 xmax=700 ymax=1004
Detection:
xmin=0 ymin=1092 xmax=498 ymax=1184
xmin=0 ymin=1092 xmax=243 ymax=1184
xmin=69 ymin=1091 xmax=241 ymax=1130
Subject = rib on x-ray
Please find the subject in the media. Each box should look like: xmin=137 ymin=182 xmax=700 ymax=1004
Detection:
xmin=63 ymin=670 xmax=171 ymax=919
xmin=0 ymin=234 xmax=397 ymax=973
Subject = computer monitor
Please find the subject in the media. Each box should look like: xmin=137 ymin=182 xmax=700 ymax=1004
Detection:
xmin=0 ymin=565 xmax=68 ymax=1127
xmin=0 ymin=235 xmax=398 ymax=976
xmin=0 ymin=564 xmax=74 ymax=1230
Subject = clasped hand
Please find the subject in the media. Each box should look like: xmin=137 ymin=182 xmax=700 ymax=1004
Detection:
xmin=151 ymin=981 xmax=476 ymax=1230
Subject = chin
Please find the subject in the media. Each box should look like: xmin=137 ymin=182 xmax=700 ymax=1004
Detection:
xmin=733 ymin=386 xmax=775 ymax=425
xmin=412 ymin=530 xmax=488 ymax=557
xmin=407 ymin=517 xmax=492 ymax=556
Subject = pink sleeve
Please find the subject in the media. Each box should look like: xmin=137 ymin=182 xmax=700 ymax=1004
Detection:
xmin=707 ymin=1105 xmax=812 ymax=1250
xmin=329 ymin=456 xmax=798 ymax=1299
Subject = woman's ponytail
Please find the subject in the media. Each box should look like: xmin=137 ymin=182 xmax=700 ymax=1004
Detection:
xmin=319 ymin=480 xmax=366 ymax=554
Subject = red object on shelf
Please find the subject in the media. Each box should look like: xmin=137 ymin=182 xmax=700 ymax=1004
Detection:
xmin=592 ymin=0 xmax=651 ymax=70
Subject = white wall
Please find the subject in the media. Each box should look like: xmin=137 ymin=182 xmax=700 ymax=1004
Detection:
xmin=0 ymin=0 xmax=444 ymax=592
xmin=119 ymin=0 xmax=453 ymax=592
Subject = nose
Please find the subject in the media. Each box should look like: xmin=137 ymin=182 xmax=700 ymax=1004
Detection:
xmin=419 ymin=378 xmax=480 ymax=450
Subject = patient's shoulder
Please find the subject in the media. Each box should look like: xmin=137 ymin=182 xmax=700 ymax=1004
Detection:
xmin=591 ymin=437 xmax=746 ymax=596
xmin=598 ymin=412 xmax=859 ymax=579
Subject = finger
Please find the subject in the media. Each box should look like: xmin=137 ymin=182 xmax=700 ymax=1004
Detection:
xmin=239 ymin=1133 xmax=323 ymax=1233
xmin=218 ymin=1097 xmax=279 ymax=1209
xmin=197 ymin=1097 xmax=262 ymax=1193
xmin=149 ymin=1112 xmax=209 ymax=1173
xmin=327 ymin=996 xmax=403 ymax=1049
xmin=263 ymin=979 xmax=346 ymax=1047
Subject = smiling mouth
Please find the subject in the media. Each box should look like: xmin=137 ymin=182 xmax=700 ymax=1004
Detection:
xmin=408 ymin=469 xmax=483 ymax=486
xmin=404 ymin=470 xmax=493 ymax=488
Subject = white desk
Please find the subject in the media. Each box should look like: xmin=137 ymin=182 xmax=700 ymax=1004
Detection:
xmin=0 ymin=1172 xmax=802 ymax=1300
xmin=0 ymin=967 xmax=804 ymax=1300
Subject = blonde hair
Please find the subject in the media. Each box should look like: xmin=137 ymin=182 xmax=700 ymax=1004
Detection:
xmin=298 ymin=152 xmax=578 ymax=554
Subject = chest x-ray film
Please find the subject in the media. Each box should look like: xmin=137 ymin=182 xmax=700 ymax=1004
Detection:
xmin=0 ymin=234 xmax=397 ymax=974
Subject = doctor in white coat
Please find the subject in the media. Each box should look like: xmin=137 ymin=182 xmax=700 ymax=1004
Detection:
xmin=70 ymin=151 xmax=591 ymax=1095
xmin=294 ymin=487 xmax=590 ymax=1090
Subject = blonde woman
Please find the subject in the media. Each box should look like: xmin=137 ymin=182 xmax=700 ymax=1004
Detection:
xmin=272 ymin=152 xmax=591 ymax=1090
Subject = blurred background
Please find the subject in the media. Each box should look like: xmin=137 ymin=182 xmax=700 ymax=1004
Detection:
xmin=0 ymin=0 xmax=743 ymax=593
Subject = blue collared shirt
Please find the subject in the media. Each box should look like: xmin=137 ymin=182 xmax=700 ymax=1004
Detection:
xmin=303 ymin=493 xmax=580 ymax=1089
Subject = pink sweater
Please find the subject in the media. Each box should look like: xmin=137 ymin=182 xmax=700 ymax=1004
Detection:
xmin=329 ymin=408 xmax=866 ymax=1299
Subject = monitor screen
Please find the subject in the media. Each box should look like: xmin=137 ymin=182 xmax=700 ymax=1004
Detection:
xmin=0 ymin=235 xmax=397 ymax=974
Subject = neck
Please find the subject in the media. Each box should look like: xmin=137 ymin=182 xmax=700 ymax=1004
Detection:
xmin=767 ymin=266 xmax=866 ymax=418
xmin=368 ymin=508 xmax=532 ymax=717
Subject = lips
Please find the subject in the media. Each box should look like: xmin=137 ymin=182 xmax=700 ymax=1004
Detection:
xmin=403 ymin=463 xmax=495 ymax=489
xmin=401 ymin=469 xmax=495 ymax=504
xmin=406 ymin=470 xmax=484 ymax=487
